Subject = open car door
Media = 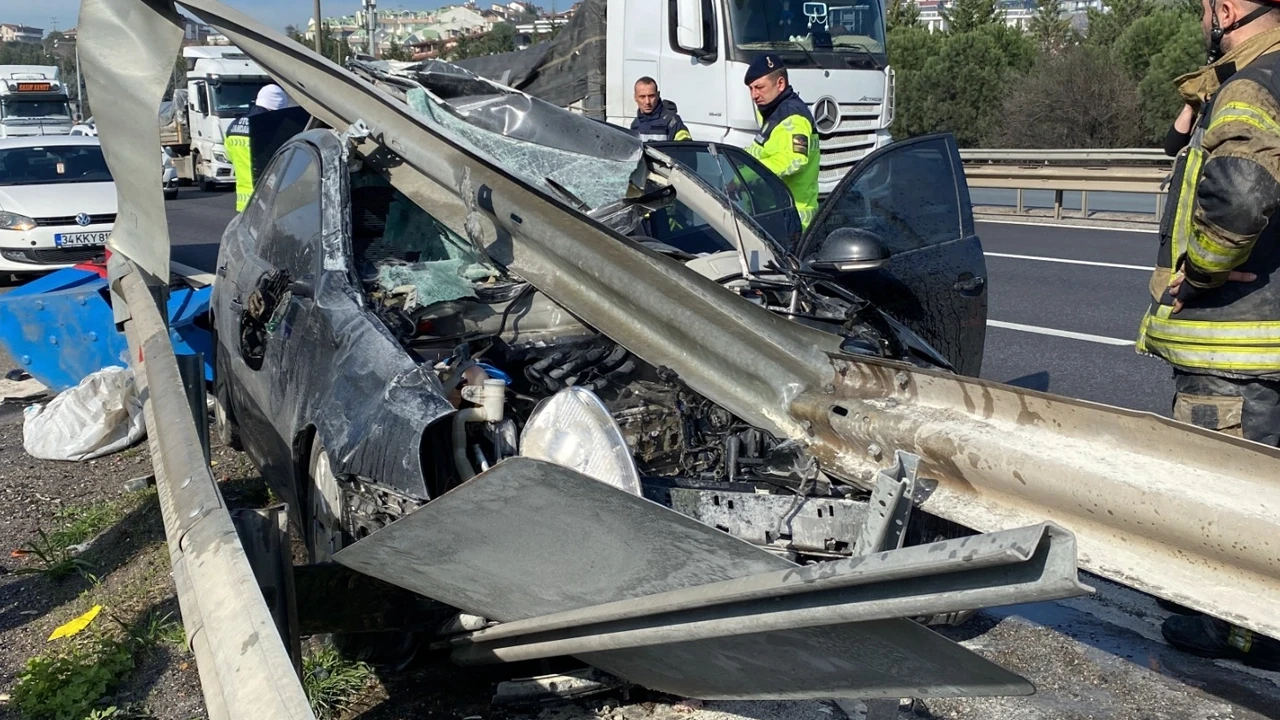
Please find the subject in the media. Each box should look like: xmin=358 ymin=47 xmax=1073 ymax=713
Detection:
xmin=800 ymin=133 xmax=987 ymax=376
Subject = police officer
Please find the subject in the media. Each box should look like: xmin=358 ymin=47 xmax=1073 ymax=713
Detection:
xmin=1135 ymin=0 xmax=1280 ymax=670
xmin=743 ymin=54 xmax=819 ymax=230
xmin=630 ymin=77 xmax=692 ymax=142
xmin=226 ymin=84 xmax=293 ymax=212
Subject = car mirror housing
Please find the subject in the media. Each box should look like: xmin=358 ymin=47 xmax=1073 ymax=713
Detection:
xmin=804 ymin=228 xmax=891 ymax=274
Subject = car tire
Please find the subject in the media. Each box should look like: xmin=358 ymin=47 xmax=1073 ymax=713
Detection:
xmin=212 ymin=377 xmax=241 ymax=451
xmin=306 ymin=440 xmax=421 ymax=668
xmin=164 ymin=188 xmax=179 ymax=201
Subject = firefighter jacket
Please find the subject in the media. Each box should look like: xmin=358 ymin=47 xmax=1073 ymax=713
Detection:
xmin=747 ymin=87 xmax=820 ymax=230
xmin=631 ymin=99 xmax=692 ymax=142
xmin=225 ymin=114 xmax=253 ymax=213
xmin=1136 ymin=26 xmax=1280 ymax=378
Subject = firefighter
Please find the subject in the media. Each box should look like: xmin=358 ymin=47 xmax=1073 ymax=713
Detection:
xmin=1135 ymin=0 xmax=1280 ymax=670
xmin=226 ymin=84 xmax=293 ymax=212
xmin=742 ymin=54 xmax=819 ymax=230
xmin=630 ymin=77 xmax=692 ymax=142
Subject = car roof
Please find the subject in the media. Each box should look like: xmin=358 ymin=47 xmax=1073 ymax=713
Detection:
xmin=0 ymin=135 xmax=101 ymax=150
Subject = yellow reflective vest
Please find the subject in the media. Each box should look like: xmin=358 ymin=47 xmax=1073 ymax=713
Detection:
xmin=225 ymin=114 xmax=252 ymax=212
xmin=747 ymin=90 xmax=820 ymax=230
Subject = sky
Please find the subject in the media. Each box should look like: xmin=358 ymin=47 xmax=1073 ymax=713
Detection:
xmin=6 ymin=1 xmax=463 ymax=34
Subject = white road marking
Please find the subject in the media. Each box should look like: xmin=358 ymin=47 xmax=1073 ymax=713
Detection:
xmin=989 ymin=320 xmax=1134 ymax=346
xmin=977 ymin=218 xmax=1158 ymax=235
xmin=984 ymin=251 xmax=1153 ymax=271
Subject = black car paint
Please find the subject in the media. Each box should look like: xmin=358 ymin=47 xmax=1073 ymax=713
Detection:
xmin=212 ymin=130 xmax=452 ymax=514
xmin=648 ymin=134 xmax=988 ymax=378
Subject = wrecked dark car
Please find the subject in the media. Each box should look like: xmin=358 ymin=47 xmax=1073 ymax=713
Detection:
xmin=209 ymin=60 xmax=1002 ymax=675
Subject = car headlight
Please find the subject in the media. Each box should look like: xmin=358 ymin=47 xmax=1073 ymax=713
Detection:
xmin=0 ymin=211 xmax=36 ymax=232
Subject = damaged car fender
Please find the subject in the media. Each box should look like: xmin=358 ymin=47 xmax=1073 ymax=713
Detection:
xmin=212 ymin=129 xmax=455 ymax=511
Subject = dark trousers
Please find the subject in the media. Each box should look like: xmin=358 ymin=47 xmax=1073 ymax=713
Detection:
xmin=1173 ymin=370 xmax=1280 ymax=447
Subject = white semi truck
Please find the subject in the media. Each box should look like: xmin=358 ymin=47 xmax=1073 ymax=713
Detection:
xmin=461 ymin=0 xmax=893 ymax=194
xmin=167 ymin=46 xmax=272 ymax=190
xmin=0 ymin=66 xmax=74 ymax=138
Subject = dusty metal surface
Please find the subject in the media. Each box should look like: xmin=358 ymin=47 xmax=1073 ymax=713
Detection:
xmin=337 ymin=457 xmax=1064 ymax=699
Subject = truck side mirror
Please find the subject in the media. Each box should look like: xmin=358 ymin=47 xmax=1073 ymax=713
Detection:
xmin=192 ymin=82 xmax=207 ymax=115
xmin=804 ymin=228 xmax=891 ymax=274
xmin=674 ymin=0 xmax=706 ymax=53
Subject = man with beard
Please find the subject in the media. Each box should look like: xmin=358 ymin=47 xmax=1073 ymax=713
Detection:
xmin=1136 ymin=0 xmax=1280 ymax=669
xmin=743 ymin=54 xmax=819 ymax=229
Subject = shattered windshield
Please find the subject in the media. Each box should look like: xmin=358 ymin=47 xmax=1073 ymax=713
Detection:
xmin=727 ymin=0 xmax=886 ymax=70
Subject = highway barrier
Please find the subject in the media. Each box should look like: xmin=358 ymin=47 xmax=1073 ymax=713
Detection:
xmin=960 ymin=148 xmax=1173 ymax=220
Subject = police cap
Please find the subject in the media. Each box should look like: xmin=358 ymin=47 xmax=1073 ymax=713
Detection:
xmin=743 ymin=53 xmax=785 ymax=85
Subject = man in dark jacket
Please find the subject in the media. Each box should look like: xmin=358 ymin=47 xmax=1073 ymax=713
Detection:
xmin=1136 ymin=0 xmax=1280 ymax=670
xmin=630 ymin=77 xmax=691 ymax=142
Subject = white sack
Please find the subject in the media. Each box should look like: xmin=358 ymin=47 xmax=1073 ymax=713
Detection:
xmin=23 ymin=365 xmax=146 ymax=462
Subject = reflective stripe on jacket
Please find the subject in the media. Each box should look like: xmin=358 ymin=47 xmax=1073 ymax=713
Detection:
xmin=747 ymin=91 xmax=820 ymax=230
xmin=1136 ymin=27 xmax=1280 ymax=377
xmin=226 ymin=115 xmax=252 ymax=212
xmin=631 ymin=100 xmax=692 ymax=142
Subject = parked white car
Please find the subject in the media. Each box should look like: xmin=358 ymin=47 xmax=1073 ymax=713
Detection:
xmin=0 ymin=135 xmax=115 ymax=273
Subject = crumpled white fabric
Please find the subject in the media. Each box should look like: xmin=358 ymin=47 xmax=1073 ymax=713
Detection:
xmin=23 ymin=366 xmax=146 ymax=462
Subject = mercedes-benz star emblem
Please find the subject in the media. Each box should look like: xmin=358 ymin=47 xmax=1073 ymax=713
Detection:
xmin=813 ymin=97 xmax=840 ymax=134
xmin=75 ymin=213 xmax=92 ymax=227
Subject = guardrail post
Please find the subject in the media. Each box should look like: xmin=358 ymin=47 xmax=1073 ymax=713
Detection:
xmin=1016 ymin=189 xmax=1024 ymax=215
xmin=176 ymin=352 xmax=210 ymax=466
xmin=1156 ymin=193 xmax=1165 ymax=220
xmin=1054 ymin=190 xmax=1063 ymax=220
xmin=1081 ymin=191 xmax=1089 ymax=219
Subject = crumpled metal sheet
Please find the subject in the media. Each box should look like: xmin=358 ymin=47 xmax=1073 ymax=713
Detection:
xmin=79 ymin=0 xmax=185 ymax=288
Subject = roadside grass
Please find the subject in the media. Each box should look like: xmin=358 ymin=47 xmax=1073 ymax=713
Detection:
xmin=302 ymin=645 xmax=376 ymax=720
xmin=10 ymin=607 xmax=188 ymax=720
xmin=14 ymin=495 xmax=148 ymax=582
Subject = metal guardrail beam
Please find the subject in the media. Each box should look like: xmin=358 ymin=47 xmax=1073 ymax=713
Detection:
xmin=960 ymin=150 xmax=1173 ymax=220
xmin=118 ymin=259 xmax=314 ymax=720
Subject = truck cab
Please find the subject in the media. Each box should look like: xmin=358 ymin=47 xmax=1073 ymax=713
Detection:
xmin=181 ymin=46 xmax=272 ymax=191
xmin=605 ymin=0 xmax=893 ymax=195
xmin=0 ymin=66 xmax=74 ymax=138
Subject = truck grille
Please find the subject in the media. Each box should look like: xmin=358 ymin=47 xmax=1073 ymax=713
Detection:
xmin=2 ymin=247 xmax=105 ymax=265
xmin=34 ymin=213 xmax=116 ymax=228
xmin=817 ymin=101 xmax=882 ymax=187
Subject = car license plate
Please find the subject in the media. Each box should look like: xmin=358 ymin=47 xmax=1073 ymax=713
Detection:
xmin=54 ymin=231 xmax=110 ymax=247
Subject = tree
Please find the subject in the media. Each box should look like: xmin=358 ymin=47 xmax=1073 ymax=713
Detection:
xmin=287 ymin=23 xmax=350 ymax=65
xmin=1085 ymin=0 xmax=1153 ymax=48
xmin=989 ymin=44 xmax=1147 ymax=147
xmin=382 ymin=42 xmax=413 ymax=61
xmin=887 ymin=0 xmax=922 ymax=29
xmin=889 ymin=24 xmax=1036 ymax=146
xmin=1138 ymin=13 xmax=1203 ymax=142
xmin=1112 ymin=9 xmax=1190 ymax=80
xmin=1029 ymin=0 xmax=1076 ymax=53
xmin=942 ymin=0 xmax=1003 ymax=34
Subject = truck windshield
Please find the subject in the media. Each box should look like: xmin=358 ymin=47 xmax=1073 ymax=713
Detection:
xmin=726 ymin=0 xmax=886 ymax=70
xmin=0 ymin=145 xmax=112 ymax=186
xmin=1 ymin=98 xmax=72 ymax=120
xmin=210 ymin=81 xmax=268 ymax=117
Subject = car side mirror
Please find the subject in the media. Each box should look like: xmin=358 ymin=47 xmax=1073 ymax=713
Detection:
xmin=805 ymin=228 xmax=891 ymax=274
xmin=673 ymin=0 xmax=706 ymax=53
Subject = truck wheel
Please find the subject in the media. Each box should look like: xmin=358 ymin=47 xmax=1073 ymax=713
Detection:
xmin=306 ymin=440 xmax=421 ymax=668
xmin=194 ymin=154 xmax=216 ymax=193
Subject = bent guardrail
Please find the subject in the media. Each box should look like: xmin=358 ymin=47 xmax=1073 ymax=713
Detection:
xmin=116 ymin=258 xmax=314 ymax=720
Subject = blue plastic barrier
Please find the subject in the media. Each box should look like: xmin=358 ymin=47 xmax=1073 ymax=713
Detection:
xmin=0 ymin=267 xmax=213 ymax=393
